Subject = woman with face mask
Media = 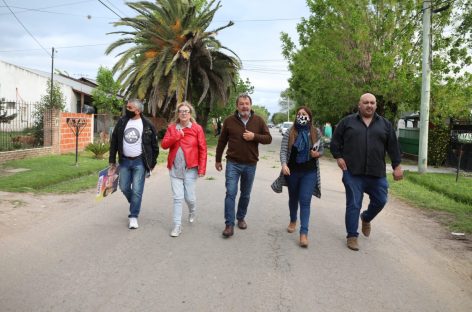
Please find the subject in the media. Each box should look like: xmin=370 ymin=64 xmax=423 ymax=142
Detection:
xmin=275 ymin=106 xmax=323 ymax=248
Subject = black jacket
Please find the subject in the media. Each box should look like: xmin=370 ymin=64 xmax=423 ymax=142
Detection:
xmin=330 ymin=113 xmax=401 ymax=177
xmin=109 ymin=116 xmax=159 ymax=172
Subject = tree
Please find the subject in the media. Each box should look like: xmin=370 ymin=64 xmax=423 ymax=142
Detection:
xmin=281 ymin=0 xmax=425 ymax=124
xmin=32 ymin=79 xmax=66 ymax=145
xmin=252 ymin=105 xmax=270 ymax=122
xmin=281 ymin=0 xmax=471 ymax=127
xmin=106 ymin=0 xmax=240 ymax=124
xmin=209 ymin=76 xmax=254 ymax=120
xmin=271 ymin=112 xmax=287 ymax=125
xmin=91 ymin=66 xmax=123 ymax=115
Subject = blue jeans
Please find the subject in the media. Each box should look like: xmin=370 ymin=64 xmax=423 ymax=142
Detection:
xmin=224 ymin=160 xmax=257 ymax=226
xmin=342 ymin=170 xmax=388 ymax=238
xmin=286 ymin=170 xmax=317 ymax=235
xmin=119 ymin=157 xmax=146 ymax=218
xmin=170 ymin=168 xmax=198 ymax=226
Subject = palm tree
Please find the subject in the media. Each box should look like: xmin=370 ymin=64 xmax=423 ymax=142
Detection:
xmin=105 ymin=0 xmax=240 ymax=122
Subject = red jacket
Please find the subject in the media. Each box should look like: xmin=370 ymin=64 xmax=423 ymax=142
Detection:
xmin=161 ymin=122 xmax=207 ymax=175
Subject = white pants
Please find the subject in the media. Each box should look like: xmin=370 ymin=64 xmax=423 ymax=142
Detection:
xmin=170 ymin=168 xmax=198 ymax=226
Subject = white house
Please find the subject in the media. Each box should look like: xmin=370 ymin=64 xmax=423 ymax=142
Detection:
xmin=0 ymin=59 xmax=96 ymax=113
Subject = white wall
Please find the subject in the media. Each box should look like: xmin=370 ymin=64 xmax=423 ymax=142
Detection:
xmin=0 ymin=61 xmax=75 ymax=112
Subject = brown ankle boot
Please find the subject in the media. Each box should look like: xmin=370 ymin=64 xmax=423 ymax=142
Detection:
xmin=287 ymin=222 xmax=296 ymax=233
xmin=347 ymin=237 xmax=359 ymax=251
xmin=361 ymin=219 xmax=371 ymax=237
xmin=299 ymin=234 xmax=308 ymax=248
xmin=222 ymin=225 xmax=234 ymax=237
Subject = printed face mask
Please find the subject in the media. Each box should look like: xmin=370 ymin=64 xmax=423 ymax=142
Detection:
xmin=296 ymin=114 xmax=310 ymax=125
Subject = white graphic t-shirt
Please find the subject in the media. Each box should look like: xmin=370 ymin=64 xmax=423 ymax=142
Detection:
xmin=123 ymin=118 xmax=143 ymax=157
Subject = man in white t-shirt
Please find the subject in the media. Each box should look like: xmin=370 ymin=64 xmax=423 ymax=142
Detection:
xmin=109 ymin=99 xmax=158 ymax=229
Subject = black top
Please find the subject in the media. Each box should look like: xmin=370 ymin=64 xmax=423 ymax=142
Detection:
xmin=288 ymin=146 xmax=317 ymax=172
xmin=330 ymin=113 xmax=401 ymax=177
xmin=109 ymin=116 xmax=159 ymax=172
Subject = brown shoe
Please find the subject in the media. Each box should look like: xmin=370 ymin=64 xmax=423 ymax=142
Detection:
xmin=347 ymin=237 xmax=359 ymax=251
xmin=237 ymin=219 xmax=247 ymax=230
xmin=287 ymin=222 xmax=296 ymax=233
xmin=300 ymin=234 xmax=308 ymax=248
xmin=222 ymin=225 xmax=234 ymax=237
xmin=361 ymin=218 xmax=371 ymax=237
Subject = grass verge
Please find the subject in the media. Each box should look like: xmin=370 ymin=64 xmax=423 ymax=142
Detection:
xmin=0 ymin=153 xmax=108 ymax=193
xmin=388 ymin=171 xmax=472 ymax=233
xmin=0 ymin=150 xmax=168 ymax=193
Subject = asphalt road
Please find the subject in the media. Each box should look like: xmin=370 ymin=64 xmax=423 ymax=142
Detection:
xmin=0 ymin=128 xmax=471 ymax=311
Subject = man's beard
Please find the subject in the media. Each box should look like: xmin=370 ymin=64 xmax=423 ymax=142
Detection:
xmin=240 ymin=110 xmax=250 ymax=117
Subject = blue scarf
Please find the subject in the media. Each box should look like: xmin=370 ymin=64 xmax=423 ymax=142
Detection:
xmin=293 ymin=123 xmax=310 ymax=163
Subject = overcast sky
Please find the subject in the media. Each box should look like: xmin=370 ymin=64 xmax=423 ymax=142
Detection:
xmin=0 ymin=0 xmax=311 ymax=115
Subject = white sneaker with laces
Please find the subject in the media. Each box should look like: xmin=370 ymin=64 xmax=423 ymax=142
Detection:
xmin=188 ymin=212 xmax=196 ymax=223
xmin=170 ymin=225 xmax=182 ymax=237
xmin=128 ymin=217 xmax=139 ymax=229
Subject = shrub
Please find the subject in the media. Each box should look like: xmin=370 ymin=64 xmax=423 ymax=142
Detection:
xmin=86 ymin=142 xmax=110 ymax=159
xmin=428 ymin=124 xmax=449 ymax=167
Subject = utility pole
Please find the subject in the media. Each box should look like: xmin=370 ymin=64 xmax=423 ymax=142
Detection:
xmin=50 ymin=47 xmax=55 ymax=106
xmin=418 ymin=1 xmax=431 ymax=173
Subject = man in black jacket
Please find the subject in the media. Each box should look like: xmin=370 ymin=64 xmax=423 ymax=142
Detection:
xmin=330 ymin=93 xmax=403 ymax=251
xmin=109 ymin=99 xmax=158 ymax=229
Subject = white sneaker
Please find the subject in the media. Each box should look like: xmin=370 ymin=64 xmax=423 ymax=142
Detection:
xmin=170 ymin=225 xmax=182 ymax=237
xmin=188 ymin=212 xmax=196 ymax=223
xmin=128 ymin=217 xmax=139 ymax=229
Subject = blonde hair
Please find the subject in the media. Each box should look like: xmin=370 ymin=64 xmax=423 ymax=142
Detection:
xmin=173 ymin=101 xmax=197 ymax=124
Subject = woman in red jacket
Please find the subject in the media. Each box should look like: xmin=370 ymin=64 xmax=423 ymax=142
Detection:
xmin=161 ymin=101 xmax=207 ymax=237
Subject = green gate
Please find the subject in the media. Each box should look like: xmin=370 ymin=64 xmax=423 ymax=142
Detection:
xmin=399 ymin=128 xmax=419 ymax=155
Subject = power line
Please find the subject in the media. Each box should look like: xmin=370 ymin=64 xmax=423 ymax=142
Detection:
xmin=97 ymin=0 xmax=122 ymax=19
xmin=0 ymin=43 xmax=109 ymax=53
xmin=0 ymin=5 xmax=114 ymax=19
xmin=103 ymin=0 xmax=126 ymax=16
xmin=1 ymin=0 xmax=50 ymax=57
xmin=243 ymin=59 xmax=285 ymax=62
xmin=0 ymin=0 xmax=96 ymax=16
xmin=215 ymin=17 xmax=302 ymax=23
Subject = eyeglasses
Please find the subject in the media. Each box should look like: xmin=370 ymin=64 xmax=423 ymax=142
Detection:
xmin=178 ymin=110 xmax=190 ymax=114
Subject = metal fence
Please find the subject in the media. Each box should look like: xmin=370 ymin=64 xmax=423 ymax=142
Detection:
xmin=93 ymin=113 xmax=119 ymax=142
xmin=0 ymin=99 xmax=49 ymax=151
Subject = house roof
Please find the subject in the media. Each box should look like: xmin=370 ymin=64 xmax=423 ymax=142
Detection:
xmin=24 ymin=67 xmax=96 ymax=95
xmin=1 ymin=59 xmax=96 ymax=96
xmin=400 ymin=111 xmax=420 ymax=120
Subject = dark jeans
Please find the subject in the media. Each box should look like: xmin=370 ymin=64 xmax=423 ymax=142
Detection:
xmin=342 ymin=170 xmax=388 ymax=238
xmin=224 ymin=160 xmax=257 ymax=226
xmin=119 ymin=157 xmax=146 ymax=218
xmin=286 ymin=170 xmax=317 ymax=235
